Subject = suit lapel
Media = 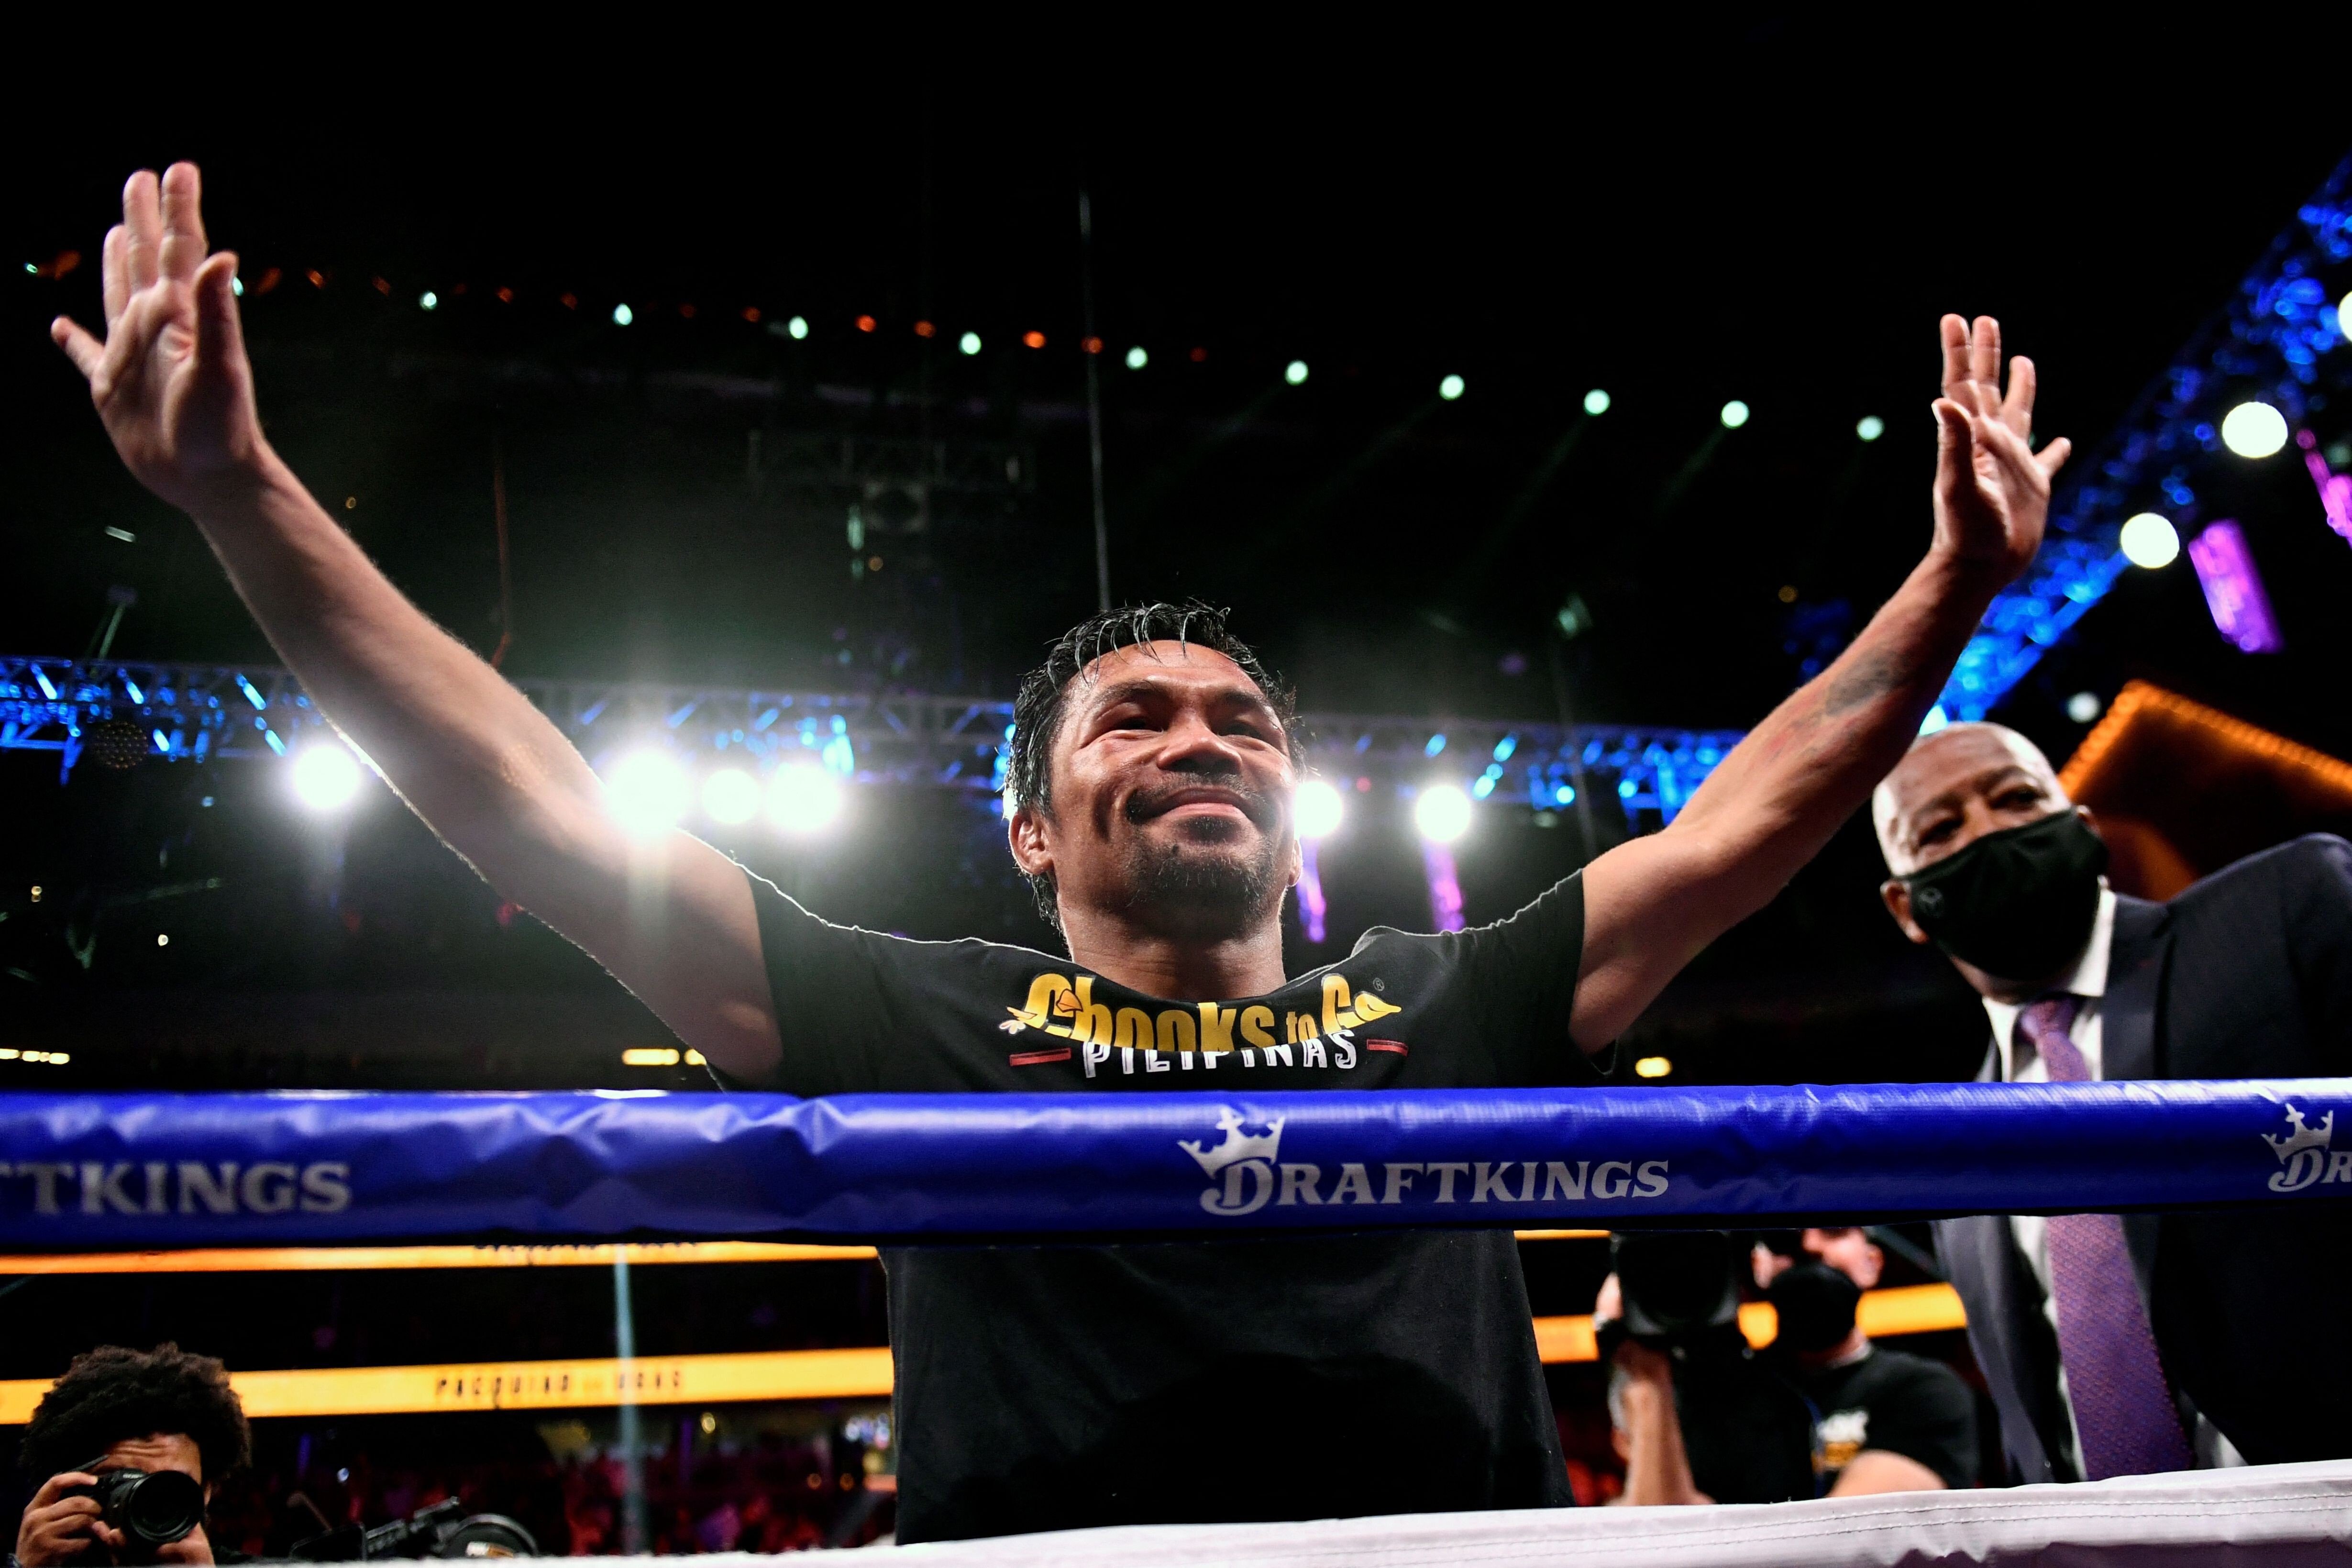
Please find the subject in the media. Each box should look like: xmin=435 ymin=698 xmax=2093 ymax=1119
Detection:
xmin=2104 ymin=894 xmax=2171 ymax=1300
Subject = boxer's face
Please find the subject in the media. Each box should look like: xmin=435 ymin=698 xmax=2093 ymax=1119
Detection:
xmin=1013 ymin=641 xmax=1298 ymax=940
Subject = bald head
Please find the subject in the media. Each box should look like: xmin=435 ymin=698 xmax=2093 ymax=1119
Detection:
xmin=1872 ymin=723 xmax=2071 ymax=876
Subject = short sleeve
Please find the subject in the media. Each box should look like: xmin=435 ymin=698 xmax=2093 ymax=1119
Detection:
xmin=1460 ymin=872 xmax=1600 ymax=1083
xmin=1864 ymin=1357 xmax=1980 ymax=1489
xmin=738 ymin=868 xmax=903 ymax=1096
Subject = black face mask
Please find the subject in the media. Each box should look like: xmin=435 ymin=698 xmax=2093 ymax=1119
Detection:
xmin=1768 ymin=1259 xmax=1862 ymax=1355
xmin=1900 ymin=810 xmax=2108 ymax=983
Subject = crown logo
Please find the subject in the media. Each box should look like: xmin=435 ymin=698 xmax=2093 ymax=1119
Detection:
xmin=2264 ymin=1104 xmax=2334 ymax=1163
xmin=1180 ymin=1109 xmax=1285 ymax=1178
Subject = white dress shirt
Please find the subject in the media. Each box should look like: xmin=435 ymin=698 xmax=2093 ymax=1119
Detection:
xmin=1977 ymin=885 xmax=2240 ymax=1471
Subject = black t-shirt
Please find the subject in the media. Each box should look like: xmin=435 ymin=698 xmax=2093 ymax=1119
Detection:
xmin=1797 ymin=1344 xmax=1979 ymax=1491
xmin=735 ymin=867 xmax=1600 ymax=1543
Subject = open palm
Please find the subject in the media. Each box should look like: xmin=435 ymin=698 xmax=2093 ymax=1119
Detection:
xmin=52 ymin=164 xmax=265 ymax=515
xmin=1929 ymin=313 xmax=2072 ymax=582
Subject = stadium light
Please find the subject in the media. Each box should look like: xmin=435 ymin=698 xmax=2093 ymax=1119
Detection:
xmin=1721 ymin=399 xmax=1751 ymax=429
xmin=2066 ymin=692 xmax=2103 ymax=724
xmin=786 ymin=315 xmax=809 ymax=340
xmin=2119 ymin=512 xmax=2181 ymax=569
xmin=1856 ymin=415 xmax=1885 ymax=442
xmin=1125 ymin=346 xmax=1148 ymax=370
xmin=611 ymin=304 xmax=634 ymax=327
xmin=768 ymin=765 xmax=843 ymax=834
xmin=702 ymin=768 xmax=761 ymax=826
xmin=1293 ymin=779 xmax=1345 ymax=839
xmin=1414 ymin=784 xmax=1472 ymax=843
xmin=418 ymin=291 xmax=438 ymax=312
xmin=290 ymin=742 xmax=362 ymax=812
xmin=606 ymin=750 xmax=689 ymax=835
xmin=959 ymin=331 xmax=982 ymax=355
xmin=2220 ymin=401 xmax=2289 ymax=459
xmin=1285 ymin=360 xmax=1310 ymax=386
xmin=1439 ymin=375 xmax=1466 ymax=402
xmin=1583 ymin=388 xmax=1611 ymax=416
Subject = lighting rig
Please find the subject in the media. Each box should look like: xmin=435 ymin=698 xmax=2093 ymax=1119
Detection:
xmin=1935 ymin=150 xmax=2352 ymax=724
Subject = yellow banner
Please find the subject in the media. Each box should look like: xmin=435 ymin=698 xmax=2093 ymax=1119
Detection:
xmin=0 ymin=1285 xmax=1965 ymax=1423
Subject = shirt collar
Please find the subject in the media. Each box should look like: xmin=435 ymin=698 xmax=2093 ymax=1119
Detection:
xmin=1982 ymin=884 xmax=2116 ymax=1081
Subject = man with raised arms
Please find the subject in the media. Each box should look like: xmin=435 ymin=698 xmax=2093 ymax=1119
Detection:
xmin=53 ymin=164 xmax=2071 ymax=1541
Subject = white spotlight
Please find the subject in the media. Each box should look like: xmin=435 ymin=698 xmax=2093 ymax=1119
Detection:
xmin=606 ymin=750 xmax=689 ymax=835
xmin=2341 ymin=290 xmax=2352 ymax=342
xmin=702 ymin=768 xmax=761 ymax=825
xmin=2065 ymin=691 xmax=2103 ymax=724
xmin=1856 ymin=415 xmax=1885 ymax=442
xmin=1293 ymin=779 xmax=1345 ymax=839
xmin=786 ymin=315 xmax=810 ymax=340
xmin=959 ymin=331 xmax=982 ymax=355
xmin=1439 ymin=374 xmax=1466 ymax=402
xmin=611 ymin=303 xmax=634 ymax=327
xmin=768 ymin=765 xmax=843 ymax=834
xmin=290 ymin=742 xmax=362 ymax=811
xmin=2220 ymin=401 xmax=2289 ymax=459
xmin=1721 ymin=399 xmax=1751 ymax=429
xmin=2119 ymin=512 xmax=2181 ymax=569
xmin=1285 ymin=360 xmax=1310 ymax=386
xmin=1583 ymin=388 xmax=1611 ymax=416
xmin=1125 ymin=346 xmax=1148 ymax=370
xmin=1414 ymin=784 xmax=1472 ymax=844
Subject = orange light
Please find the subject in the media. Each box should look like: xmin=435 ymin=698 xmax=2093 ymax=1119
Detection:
xmin=371 ymin=276 xmax=391 ymax=296
xmin=306 ymin=269 xmax=325 ymax=289
xmin=1189 ymin=345 xmax=1208 ymax=363
xmin=856 ymin=315 xmax=878 ymax=333
xmin=913 ymin=320 xmax=937 ymax=338
xmin=679 ymin=302 xmax=696 ymax=319
xmin=559 ymin=292 xmax=578 ymax=309
xmin=1082 ymin=336 xmax=1103 ymax=355
xmin=741 ymin=306 xmax=761 ymax=323
xmin=255 ymin=267 xmax=282 ymax=296
xmin=1023 ymin=330 xmax=1047 ymax=349
xmin=495 ymin=287 xmax=514 ymax=303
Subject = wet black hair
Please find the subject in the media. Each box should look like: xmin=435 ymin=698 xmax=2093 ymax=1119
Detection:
xmin=20 ymin=1344 xmax=250 ymax=1488
xmin=1005 ymin=601 xmax=1298 ymax=929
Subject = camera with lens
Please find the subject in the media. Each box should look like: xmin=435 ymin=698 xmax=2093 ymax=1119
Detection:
xmin=289 ymin=1498 xmax=539 ymax=1560
xmin=62 ymin=1463 xmax=208 ymax=1551
xmin=1603 ymin=1231 xmax=1818 ymax=1503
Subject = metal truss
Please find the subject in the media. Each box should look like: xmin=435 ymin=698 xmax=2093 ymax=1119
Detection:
xmin=1938 ymin=149 xmax=2352 ymax=721
xmin=1 ymin=655 xmax=1745 ymax=831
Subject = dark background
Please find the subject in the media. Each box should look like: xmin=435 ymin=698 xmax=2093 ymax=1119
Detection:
xmin=0 ymin=22 xmax=2346 ymax=1521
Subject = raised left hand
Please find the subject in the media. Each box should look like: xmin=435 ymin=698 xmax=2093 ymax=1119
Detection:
xmin=1929 ymin=313 xmax=2072 ymax=583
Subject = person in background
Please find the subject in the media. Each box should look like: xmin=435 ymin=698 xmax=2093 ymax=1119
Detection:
xmin=1874 ymin=722 xmax=2352 ymax=1480
xmin=13 ymin=1345 xmax=249 ymax=1567
xmin=1754 ymin=1228 xmax=1978 ymax=1495
xmin=1600 ymin=1229 xmax=1975 ymax=1503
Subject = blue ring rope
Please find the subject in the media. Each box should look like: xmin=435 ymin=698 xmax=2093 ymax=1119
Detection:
xmin=2 ymin=1083 xmax=2348 ymax=1248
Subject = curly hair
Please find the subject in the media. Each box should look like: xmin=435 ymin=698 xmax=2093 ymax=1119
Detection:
xmin=20 ymin=1345 xmax=250 ymax=1487
xmin=1006 ymin=601 xmax=1299 ymax=931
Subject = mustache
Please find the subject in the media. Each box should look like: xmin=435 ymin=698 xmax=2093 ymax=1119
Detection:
xmin=1122 ymin=772 xmax=1284 ymax=828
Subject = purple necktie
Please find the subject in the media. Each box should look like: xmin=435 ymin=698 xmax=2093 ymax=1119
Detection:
xmin=2021 ymin=995 xmax=2195 ymax=1479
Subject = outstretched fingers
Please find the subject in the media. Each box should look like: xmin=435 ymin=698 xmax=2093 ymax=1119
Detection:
xmin=2001 ymin=354 xmax=2037 ymax=434
xmin=100 ymin=224 xmax=130 ymax=328
xmin=1969 ymin=315 xmax=2001 ymax=394
xmin=2034 ymin=435 xmax=2074 ymax=479
xmin=52 ymin=315 xmax=106 ymax=379
xmin=122 ymin=169 xmax=163 ymax=292
xmin=1939 ymin=314 xmax=1972 ymax=399
xmin=194 ymin=251 xmax=245 ymax=379
xmin=158 ymin=162 xmax=209 ymax=284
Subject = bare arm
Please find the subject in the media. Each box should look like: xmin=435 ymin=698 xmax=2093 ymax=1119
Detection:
xmin=1828 ymin=1449 xmax=1947 ymax=1497
xmin=52 ymin=165 xmax=781 ymax=1080
xmin=1571 ymin=315 xmax=2072 ymax=1049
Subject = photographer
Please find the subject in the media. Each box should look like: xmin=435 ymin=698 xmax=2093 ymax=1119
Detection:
xmin=1600 ymin=1229 xmax=1976 ymax=1503
xmin=13 ymin=1346 xmax=249 ymax=1566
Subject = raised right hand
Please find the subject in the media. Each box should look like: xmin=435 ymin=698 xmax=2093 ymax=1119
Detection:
xmin=52 ymin=163 xmax=269 ymax=515
xmin=16 ymin=1470 xmax=106 ymax=1565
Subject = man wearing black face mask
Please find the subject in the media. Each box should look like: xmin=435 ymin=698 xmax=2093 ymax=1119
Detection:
xmin=1874 ymin=722 xmax=2352 ymax=1483
xmin=1756 ymin=1230 xmax=1979 ymax=1495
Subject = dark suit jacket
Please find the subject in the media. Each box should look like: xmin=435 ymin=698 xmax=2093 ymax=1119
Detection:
xmin=1933 ymin=834 xmax=2352 ymax=1482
